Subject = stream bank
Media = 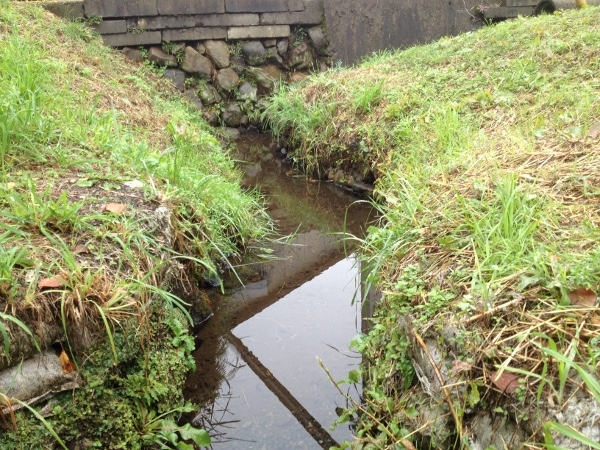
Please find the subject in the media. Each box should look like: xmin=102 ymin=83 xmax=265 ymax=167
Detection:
xmin=261 ymin=8 xmax=600 ymax=449
xmin=0 ymin=4 xmax=272 ymax=449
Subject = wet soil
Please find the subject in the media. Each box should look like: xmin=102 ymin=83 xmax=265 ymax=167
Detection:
xmin=183 ymin=133 xmax=374 ymax=449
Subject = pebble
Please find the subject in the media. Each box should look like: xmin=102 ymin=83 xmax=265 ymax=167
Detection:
xmin=124 ymin=179 xmax=144 ymax=189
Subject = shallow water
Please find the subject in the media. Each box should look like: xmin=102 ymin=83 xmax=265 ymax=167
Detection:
xmin=183 ymin=133 xmax=373 ymax=449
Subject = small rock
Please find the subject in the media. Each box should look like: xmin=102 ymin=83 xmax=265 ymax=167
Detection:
xmin=242 ymin=41 xmax=267 ymax=66
xmin=237 ymin=82 xmax=258 ymax=103
xmin=121 ymin=47 xmax=144 ymax=62
xmin=204 ymin=40 xmax=230 ymax=69
xmin=148 ymin=46 xmax=178 ymax=67
xmin=170 ymin=42 xmax=186 ymax=54
xmin=308 ymin=27 xmax=331 ymax=56
xmin=245 ymin=65 xmax=283 ymax=96
xmin=240 ymin=115 xmax=249 ymax=127
xmin=277 ymin=39 xmax=289 ymax=57
xmin=198 ymin=84 xmax=222 ymax=105
xmin=123 ymin=180 xmax=144 ymax=189
xmin=264 ymin=39 xmax=277 ymax=47
xmin=230 ymin=54 xmax=247 ymax=75
xmin=266 ymin=48 xmax=285 ymax=69
xmin=163 ymin=69 xmax=186 ymax=92
xmin=318 ymin=60 xmax=330 ymax=72
xmin=215 ymin=68 xmax=240 ymax=94
xmin=333 ymin=169 xmax=345 ymax=184
xmin=184 ymin=89 xmax=203 ymax=109
xmin=287 ymin=42 xmax=314 ymax=70
xmin=203 ymin=110 xmax=219 ymax=127
xmin=196 ymin=43 xmax=206 ymax=54
xmin=222 ymin=127 xmax=241 ymax=141
xmin=181 ymin=46 xmax=213 ymax=79
xmin=221 ymin=103 xmax=243 ymax=128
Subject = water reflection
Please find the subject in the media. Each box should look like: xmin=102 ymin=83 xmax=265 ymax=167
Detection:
xmin=183 ymin=133 xmax=373 ymax=449
xmin=232 ymin=257 xmax=362 ymax=445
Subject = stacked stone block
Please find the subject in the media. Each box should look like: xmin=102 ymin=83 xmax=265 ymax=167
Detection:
xmin=82 ymin=0 xmax=324 ymax=47
xmin=41 ymin=0 xmax=331 ymax=133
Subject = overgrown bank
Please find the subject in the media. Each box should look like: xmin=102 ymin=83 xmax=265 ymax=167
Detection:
xmin=0 ymin=2 xmax=271 ymax=448
xmin=266 ymin=8 xmax=600 ymax=449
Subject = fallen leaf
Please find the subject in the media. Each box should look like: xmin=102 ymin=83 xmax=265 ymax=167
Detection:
xmin=123 ymin=179 xmax=143 ymax=189
xmin=568 ymin=288 xmax=597 ymax=307
xmin=101 ymin=203 xmax=126 ymax=214
xmin=74 ymin=245 xmax=90 ymax=254
xmin=6 ymin=182 xmax=16 ymax=190
xmin=451 ymin=360 xmax=473 ymax=375
xmin=38 ymin=277 xmax=64 ymax=289
xmin=588 ymin=121 xmax=600 ymax=139
xmin=76 ymin=179 xmax=95 ymax=188
xmin=491 ymin=370 xmax=521 ymax=394
xmin=59 ymin=350 xmax=76 ymax=374
xmin=400 ymin=439 xmax=417 ymax=450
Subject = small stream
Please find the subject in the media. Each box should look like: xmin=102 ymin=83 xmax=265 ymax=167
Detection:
xmin=183 ymin=133 xmax=373 ymax=449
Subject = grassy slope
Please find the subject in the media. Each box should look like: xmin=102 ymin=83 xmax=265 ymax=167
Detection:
xmin=266 ymin=8 xmax=600 ymax=449
xmin=0 ymin=2 xmax=270 ymax=448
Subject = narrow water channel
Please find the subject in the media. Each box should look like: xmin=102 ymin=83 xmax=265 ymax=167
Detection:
xmin=183 ymin=133 xmax=373 ymax=449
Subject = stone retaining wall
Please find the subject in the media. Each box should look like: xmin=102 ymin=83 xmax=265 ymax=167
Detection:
xmin=81 ymin=0 xmax=324 ymax=47
xmin=38 ymin=0 xmax=332 ymax=134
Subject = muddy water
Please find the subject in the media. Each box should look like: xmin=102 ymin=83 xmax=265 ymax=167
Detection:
xmin=183 ymin=133 xmax=373 ymax=449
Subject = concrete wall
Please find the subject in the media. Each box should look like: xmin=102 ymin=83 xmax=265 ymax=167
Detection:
xmin=323 ymin=0 xmax=480 ymax=65
xmin=80 ymin=0 xmax=324 ymax=46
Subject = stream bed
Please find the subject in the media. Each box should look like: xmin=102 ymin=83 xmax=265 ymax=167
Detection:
xmin=183 ymin=133 xmax=373 ymax=449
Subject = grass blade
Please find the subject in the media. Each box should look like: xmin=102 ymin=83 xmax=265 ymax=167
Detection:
xmin=10 ymin=398 xmax=68 ymax=449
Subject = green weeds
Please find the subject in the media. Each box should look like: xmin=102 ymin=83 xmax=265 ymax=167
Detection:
xmin=0 ymin=1 xmax=271 ymax=447
xmin=268 ymin=6 xmax=600 ymax=448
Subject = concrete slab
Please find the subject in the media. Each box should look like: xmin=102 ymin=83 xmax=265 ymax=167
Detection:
xmin=226 ymin=0 xmax=288 ymax=13
xmin=163 ymin=27 xmax=227 ymax=41
xmin=83 ymin=0 xmax=158 ymax=17
xmin=128 ymin=16 xmax=196 ymax=31
xmin=227 ymin=25 xmax=290 ymax=39
xmin=157 ymin=0 xmax=225 ymax=15
xmin=288 ymin=0 xmax=305 ymax=11
xmin=101 ymin=30 xmax=162 ymax=47
xmin=93 ymin=19 xmax=127 ymax=34
xmin=197 ymin=13 xmax=260 ymax=26
xmin=260 ymin=11 xmax=322 ymax=25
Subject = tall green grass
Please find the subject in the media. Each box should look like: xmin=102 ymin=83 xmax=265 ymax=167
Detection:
xmin=266 ymin=6 xmax=600 ymax=448
xmin=0 ymin=2 xmax=268 ymax=448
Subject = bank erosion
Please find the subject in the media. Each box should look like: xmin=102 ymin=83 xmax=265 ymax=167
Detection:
xmin=0 ymin=2 xmax=272 ymax=448
xmin=266 ymin=7 xmax=600 ymax=449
